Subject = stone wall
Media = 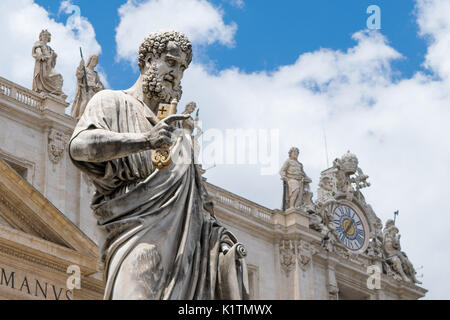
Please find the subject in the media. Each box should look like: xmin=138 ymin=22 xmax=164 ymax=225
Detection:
xmin=0 ymin=76 xmax=98 ymax=244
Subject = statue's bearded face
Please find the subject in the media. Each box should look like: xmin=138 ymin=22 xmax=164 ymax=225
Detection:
xmin=142 ymin=41 xmax=189 ymax=103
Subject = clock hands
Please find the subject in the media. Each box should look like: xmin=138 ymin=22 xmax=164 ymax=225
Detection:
xmin=345 ymin=219 xmax=354 ymax=234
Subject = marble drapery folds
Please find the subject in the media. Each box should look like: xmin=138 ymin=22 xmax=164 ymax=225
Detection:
xmin=32 ymin=30 xmax=66 ymax=99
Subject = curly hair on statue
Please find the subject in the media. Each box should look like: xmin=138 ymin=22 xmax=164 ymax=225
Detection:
xmin=138 ymin=30 xmax=193 ymax=71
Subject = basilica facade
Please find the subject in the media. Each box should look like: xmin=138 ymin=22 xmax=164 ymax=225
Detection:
xmin=0 ymin=34 xmax=426 ymax=299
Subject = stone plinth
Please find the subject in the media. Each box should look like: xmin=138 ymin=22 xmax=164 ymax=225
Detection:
xmin=41 ymin=93 xmax=69 ymax=115
xmin=273 ymin=208 xmax=310 ymax=228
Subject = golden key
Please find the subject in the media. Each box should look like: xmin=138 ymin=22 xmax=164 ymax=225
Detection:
xmin=151 ymin=99 xmax=178 ymax=170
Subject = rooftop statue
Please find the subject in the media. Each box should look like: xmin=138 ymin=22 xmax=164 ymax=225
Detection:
xmin=317 ymin=151 xmax=370 ymax=204
xmin=71 ymin=53 xmax=104 ymax=120
xmin=181 ymin=101 xmax=197 ymax=134
xmin=32 ymin=30 xmax=67 ymax=99
xmin=181 ymin=102 xmax=203 ymax=168
xmin=314 ymin=151 xmax=383 ymax=255
xmin=69 ymin=30 xmax=249 ymax=300
xmin=382 ymin=219 xmax=421 ymax=284
xmin=280 ymin=147 xmax=313 ymax=211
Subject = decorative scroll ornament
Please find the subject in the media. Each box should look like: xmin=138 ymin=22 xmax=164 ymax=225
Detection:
xmin=48 ymin=128 xmax=68 ymax=164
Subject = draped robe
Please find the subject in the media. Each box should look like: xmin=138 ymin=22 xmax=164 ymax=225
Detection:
xmin=32 ymin=41 xmax=64 ymax=97
xmin=71 ymin=64 xmax=104 ymax=120
xmin=280 ymin=159 xmax=308 ymax=208
xmin=69 ymin=90 xmax=249 ymax=299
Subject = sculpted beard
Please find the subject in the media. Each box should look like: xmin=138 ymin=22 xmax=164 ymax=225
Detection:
xmin=142 ymin=63 xmax=182 ymax=103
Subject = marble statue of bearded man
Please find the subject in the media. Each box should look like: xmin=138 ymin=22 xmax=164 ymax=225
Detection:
xmin=69 ymin=31 xmax=249 ymax=300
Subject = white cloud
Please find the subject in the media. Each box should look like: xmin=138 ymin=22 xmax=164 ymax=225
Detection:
xmin=115 ymin=0 xmax=237 ymax=65
xmin=416 ymin=0 xmax=450 ymax=79
xmin=0 ymin=0 xmax=104 ymax=105
xmin=226 ymin=0 xmax=244 ymax=9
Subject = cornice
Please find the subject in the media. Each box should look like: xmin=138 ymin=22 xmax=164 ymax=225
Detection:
xmin=0 ymin=224 xmax=99 ymax=276
xmin=0 ymin=98 xmax=75 ymax=134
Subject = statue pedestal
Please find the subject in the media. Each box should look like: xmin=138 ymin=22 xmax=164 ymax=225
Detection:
xmin=284 ymin=208 xmax=310 ymax=228
xmin=273 ymin=208 xmax=310 ymax=228
xmin=41 ymin=93 xmax=69 ymax=115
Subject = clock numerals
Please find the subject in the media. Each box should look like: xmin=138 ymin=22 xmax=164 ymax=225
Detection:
xmin=356 ymin=227 xmax=364 ymax=236
xmin=356 ymin=234 xmax=364 ymax=246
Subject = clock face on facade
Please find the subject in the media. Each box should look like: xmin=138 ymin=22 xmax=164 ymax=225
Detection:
xmin=332 ymin=204 xmax=367 ymax=252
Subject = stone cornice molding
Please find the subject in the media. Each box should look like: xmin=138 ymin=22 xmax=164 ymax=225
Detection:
xmin=0 ymin=97 xmax=75 ymax=133
xmin=0 ymin=224 xmax=99 ymax=276
xmin=0 ymin=77 xmax=75 ymax=133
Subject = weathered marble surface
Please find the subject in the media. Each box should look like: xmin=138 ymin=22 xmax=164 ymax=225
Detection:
xmin=181 ymin=102 xmax=203 ymax=166
xmin=32 ymin=30 xmax=66 ymax=99
xmin=68 ymin=31 xmax=249 ymax=300
xmin=280 ymin=147 xmax=312 ymax=211
xmin=382 ymin=219 xmax=421 ymax=284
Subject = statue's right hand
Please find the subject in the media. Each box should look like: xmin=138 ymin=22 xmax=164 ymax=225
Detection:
xmin=143 ymin=120 xmax=176 ymax=149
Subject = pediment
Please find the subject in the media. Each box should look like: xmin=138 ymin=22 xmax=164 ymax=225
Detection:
xmin=0 ymin=159 xmax=98 ymax=259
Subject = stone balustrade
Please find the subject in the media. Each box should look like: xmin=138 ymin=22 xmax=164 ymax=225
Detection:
xmin=0 ymin=77 xmax=42 ymax=110
xmin=209 ymin=186 xmax=272 ymax=224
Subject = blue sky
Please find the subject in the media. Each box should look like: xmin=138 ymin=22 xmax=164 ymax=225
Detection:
xmin=1 ymin=0 xmax=450 ymax=299
xmin=34 ymin=0 xmax=428 ymax=88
